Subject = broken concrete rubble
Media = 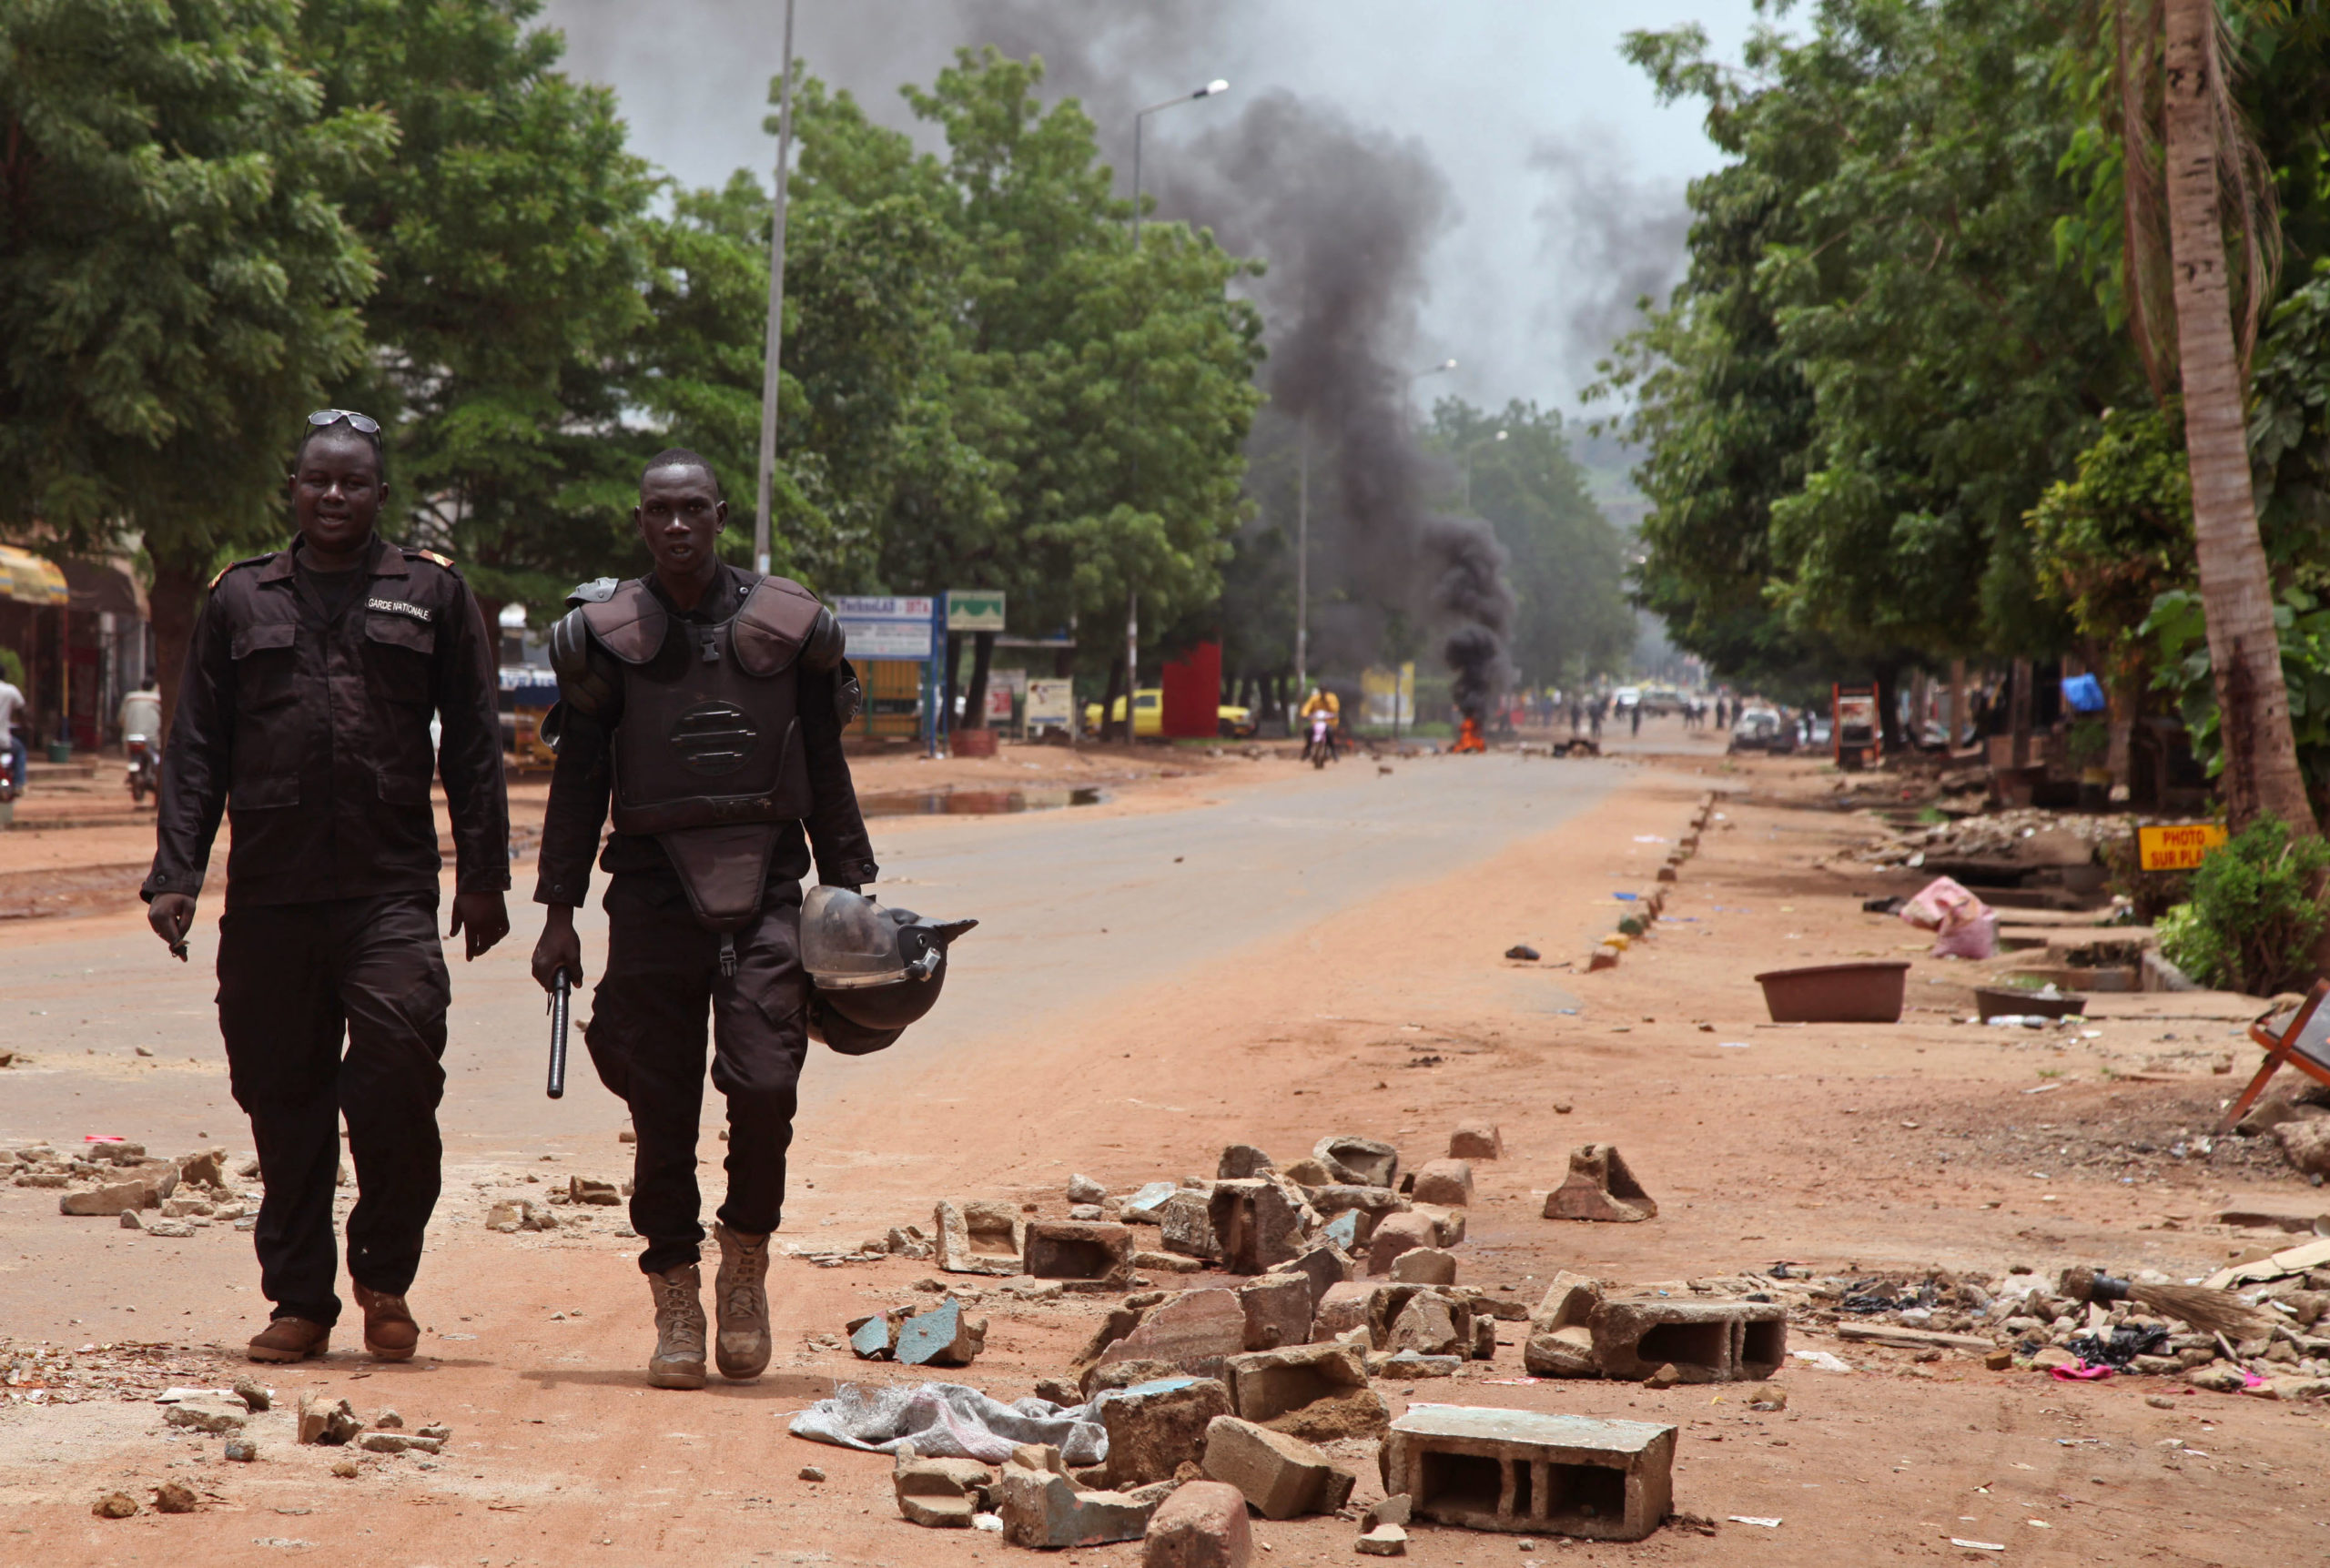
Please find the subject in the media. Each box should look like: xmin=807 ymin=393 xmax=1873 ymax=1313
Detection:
xmin=937 ymin=1199 xmax=1026 ymax=1276
xmin=297 ymin=1393 xmax=362 ymax=1445
xmin=1024 ymin=1219 xmax=1135 ymax=1289
xmin=1238 ymin=1274 xmax=1313 ymax=1352
xmin=1200 ymin=1414 xmax=1356 ymax=1520
xmin=1087 ymin=1290 xmax=1247 ymax=1391
xmin=896 ymin=1299 xmax=988 ymax=1368
xmin=1366 ymin=1210 xmax=1438 ymax=1275
xmin=1159 ymin=1189 xmax=1220 ymax=1260
xmin=1095 ymin=1376 xmax=1232 ymax=1488
xmin=1544 ymin=1145 xmax=1657 ymax=1223
xmin=999 ymin=1444 xmax=1160 ymax=1548
xmin=162 ymin=1399 xmax=246 ymax=1434
xmin=1222 ymin=1342 xmax=1388 ymax=1441
xmin=1391 ymin=1248 xmax=1456 ymax=1286
xmin=1313 ymin=1135 xmax=1399 ymax=1189
xmin=1216 ymin=1145 xmax=1275 ymax=1180
xmin=1409 ymin=1158 xmax=1474 ymax=1207
xmin=1208 ymin=1179 xmax=1304 ymax=1274
xmin=1141 ymin=1479 xmax=1251 ymax=1568
xmin=1449 ymin=1122 xmax=1504 ymax=1160
xmin=896 ymin=1444 xmax=997 ymax=1528
xmin=1383 ymin=1405 xmax=1677 ymax=1542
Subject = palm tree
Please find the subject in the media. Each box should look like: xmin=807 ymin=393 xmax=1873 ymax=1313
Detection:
xmin=2148 ymin=0 xmax=2318 ymax=830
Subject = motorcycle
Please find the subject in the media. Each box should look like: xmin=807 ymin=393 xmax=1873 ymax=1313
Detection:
xmin=126 ymin=734 xmax=157 ymax=804
xmin=1305 ymin=710 xmax=1339 ymax=770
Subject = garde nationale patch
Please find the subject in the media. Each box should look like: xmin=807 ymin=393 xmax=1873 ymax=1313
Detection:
xmin=368 ymin=597 xmax=434 ymax=623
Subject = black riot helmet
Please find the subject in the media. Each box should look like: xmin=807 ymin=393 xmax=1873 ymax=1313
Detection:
xmin=799 ymin=885 xmax=976 ymax=1053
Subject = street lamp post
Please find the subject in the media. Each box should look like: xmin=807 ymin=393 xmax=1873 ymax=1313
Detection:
xmin=1463 ymin=429 xmax=1507 ymax=511
xmin=751 ymin=0 xmax=799 ymax=578
xmin=1119 ymin=77 xmax=1229 ymax=740
xmin=1404 ymin=358 xmax=1456 ymax=425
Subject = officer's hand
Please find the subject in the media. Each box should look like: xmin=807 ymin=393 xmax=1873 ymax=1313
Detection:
xmin=147 ymin=894 xmax=197 ymax=959
xmin=448 ymin=889 xmax=511 ymax=962
xmin=532 ymin=905 xmax=582 ymax=993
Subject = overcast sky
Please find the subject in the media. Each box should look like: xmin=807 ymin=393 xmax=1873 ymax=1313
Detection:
xmin=537 ymin=0 xmax=1768 ymax=415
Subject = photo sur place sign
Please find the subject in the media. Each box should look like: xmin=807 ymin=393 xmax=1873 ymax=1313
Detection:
xmin=832 ymin=595 xmax=936 ymax=661
xmin=2138 ymin=823 xmax=2228 ymax=872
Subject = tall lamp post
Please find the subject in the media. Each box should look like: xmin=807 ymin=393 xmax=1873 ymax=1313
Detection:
xmin=1404 ymin=358 xmax=1456 ymax=425
xmin=751 ymin=0 xmax=799 ymax=578
xmin=1119 ymin=77 xmax=1229 ymax=739
xmin=1462 ymin=429 xmax=1507 ymax=511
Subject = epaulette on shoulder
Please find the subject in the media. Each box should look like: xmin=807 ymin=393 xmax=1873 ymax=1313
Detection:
xmin=566 ymin=576 xmax=621 ymax=608
xmin=207 ymin=552 xmax=275 ymax=590
xmin=405 ymin=548 xmax=457 ymax=570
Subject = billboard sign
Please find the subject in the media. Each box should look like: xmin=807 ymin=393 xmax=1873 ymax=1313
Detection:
xmin=834 ymin=595 xmax=937 ymax=661
xmin=947 ymin=591 xmax=1007 ymax=632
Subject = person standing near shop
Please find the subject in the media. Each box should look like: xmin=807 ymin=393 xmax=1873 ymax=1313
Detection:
xmin=142 ymin=410 xmax=511 ymax=1364
xmin=0 ymin=667 xmax=25 ymax=792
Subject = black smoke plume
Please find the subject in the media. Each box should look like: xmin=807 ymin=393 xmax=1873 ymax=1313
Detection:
xmin=1423 ymin=516 xmax=1516 ymax=721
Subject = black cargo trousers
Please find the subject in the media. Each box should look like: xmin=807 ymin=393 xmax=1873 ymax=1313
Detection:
xmin=585 ymin=872 xmax=809 ymax=1276
xmin=217 ymin=892 xmax=451 ymax=1328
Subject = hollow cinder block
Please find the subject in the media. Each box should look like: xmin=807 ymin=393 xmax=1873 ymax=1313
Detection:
xmin=1587 ymin=1298 xmax=1786 ymax=1383
xmin=1383 ymin=1406 xmax=1675 ymax=1542
xmin=1023 ymin=1219 xmax=1134 ymax=1288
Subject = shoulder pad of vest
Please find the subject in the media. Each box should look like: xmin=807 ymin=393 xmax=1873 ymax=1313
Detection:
xmin=576 ymin=579 xmax=666 ymax=665
xmin=405 ymin=548 xmax=457 ymax=571
xmin=208 ymin=552 xmax=275 ymax=590
xmin=566 ymin=576 xmax=621 ymax=608
xmin=732 ymin=574 xmax=826 ymax=678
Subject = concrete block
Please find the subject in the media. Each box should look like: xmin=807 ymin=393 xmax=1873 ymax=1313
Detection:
xmin=1238 ymin=1274 xmax=1313 ymax=1351
xmin=1312 ymin=1280 xmax=1380 ymax=1343
xmin=1200 ymin=1415 xmax=1343 ymax=1520
xmin=1525 ymin=1325 xmax=1599 ymax=1377
xmin=1383 ymin=1405 xmax=1676 ymax=1542
xmin=1588 ymin=1298 xmax=1786 ymax=1382
xmin=847 ymin=1310 xmax=906 ymax=1360
xmin=1449 ymin=1122 xmax=1503 ymax=1160
xmin=1279 ymin=1157 xmax=1333 ymax=1188
xmin=163 ymin=1399 xmax=247 ymax=1435
xmin=1025 ymin=1219 xmax=1135 ymax=1289
xmin=1090 ymin=1290 xmax=1247 ymax=1388
xmin=1543 ymin=1145 xmax=1656 ymax=1223
xmin=1217 ymin=1144 xmax=1275 ymax=1179
xmin=1000 ymin=1459 xmax=1160 ymax=1548
xmin=896 ymin=1299 xmax=988 ymax=1367
xmin=1142 ymin=1479 xmax=1252 ymax=1568
xmin=1097 ymin=1376 xmax=1232 ymax=1487
xmin=1356 ymin=1522 xmax=1409 ymax=1555
xmin=896 ymin=1447 xmax=995 ymax=1528
xmin=1366 ymin=1210 xmax=1437 ymax=1275
xmin=1138 ymin=1249 xmax=1208 ymax=1274
xmin=1313 ymin=1135 xmax=1399 ymax=1189
xmin=1264 ymin=1244 xmax=1350 ymax=1317
xmin=1067 ymin=1173 xmax=1109 ymax=1204
xmin=1223 ymin=1341 xmax=1388 ymax=1441
xmin=177 ymin=1148 xmax=227 ymax=1188
xmin=1209 ymin=1179 xmax=1303 ymax=1274
xmin=1409 ymin=1159 xmax=1474 ymax=1207
xmin=1388 ymin=1293 xmax=1464 ymax=1357
xmin=1160 ymin=1189 xmax=1220 ymax=1260
xmin=936 ymin=1199 xmax=1026 ymax=1275
xmin=296 ymin=1393 xmax=361 ymax=1445
xmin=1585 ymin=944 xmax=1621 ymax=972
xmin=1373 ymin=1351 xmax=1462 ymax=1378
xmin=1391 ymin=1249 xmax=1456 ymax=1287
xmin=1123 ymin=1181 xmax=1180 ymax=1223
xmin=1531 ymin=1272 xmax=1602 ymax=1330
xmin=1305 ymin=1185 xmax=1406 ymax=1249
xmin=1323 ymin=1210 xmax=1360 ymax=1250
xmin=1412 ymin=1203 xmax=1465 ymax=1247
xmin=1656 ymin=863 xmax=1677 ymax=882
xmin=358 ymin=1431 xmax=442 ymax=1455
xmin=60 ymin=1178 xmax=161 ymax=1217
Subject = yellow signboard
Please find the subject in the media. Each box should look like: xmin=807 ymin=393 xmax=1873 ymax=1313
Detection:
xmin=2138 ymin=823 xmax=2227 ymax=871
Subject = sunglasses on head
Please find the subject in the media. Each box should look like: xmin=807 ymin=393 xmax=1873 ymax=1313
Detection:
xmin=305 ymin=409 xmax=382 ymax=438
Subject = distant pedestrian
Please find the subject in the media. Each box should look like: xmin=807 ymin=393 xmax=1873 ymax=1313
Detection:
xmin=0 ymin=671 xmax=25 ymax=791
xmin=1630 ymin=702 xmax=1642 ymax=737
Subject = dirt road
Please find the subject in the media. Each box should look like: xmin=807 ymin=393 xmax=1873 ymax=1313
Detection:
xmin=3 ymin=722 xmax=2323 ymax=1565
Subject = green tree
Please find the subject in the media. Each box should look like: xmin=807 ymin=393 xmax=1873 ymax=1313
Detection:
xmin=298 ymin=0 xmax=657 ymax=623
xmin=1426 ymin=400 xmax=1632 ymax=685
xmin=0 ymin=0 xmax=390 ymax=733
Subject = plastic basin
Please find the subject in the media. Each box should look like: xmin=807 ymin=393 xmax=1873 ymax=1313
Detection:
xmin=1753 ymin=960 xmax=1909 ymax=1024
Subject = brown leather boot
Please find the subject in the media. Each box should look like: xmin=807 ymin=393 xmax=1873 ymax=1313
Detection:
xmin=247 ymin=1316 xmax=329 ymax=1363
xmin=647 ymin=1263 xmax=708 ymax=1390
xmin=712 ymin=1223 xmax=772 ymax=1381
xmin=351 ymin=1282 xmax=419 ymax=1362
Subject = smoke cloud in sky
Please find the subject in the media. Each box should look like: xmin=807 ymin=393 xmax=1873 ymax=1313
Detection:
xmin=1528 ymin=129 xmax=1691 ymax=389
xmin=537 ymin=0 xmax=1756 ymax=411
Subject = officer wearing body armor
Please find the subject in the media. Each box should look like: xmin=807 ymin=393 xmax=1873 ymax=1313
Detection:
xmin=527 ymin=449 xmax=885 ymax=1390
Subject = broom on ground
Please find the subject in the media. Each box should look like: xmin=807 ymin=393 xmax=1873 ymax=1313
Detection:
xmin=2058 ymin=1267 xmax=2273 ymax=1340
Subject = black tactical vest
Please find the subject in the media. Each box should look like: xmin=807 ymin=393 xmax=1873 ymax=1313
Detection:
xmin=577 ymin=575 xmax=825 ymax=837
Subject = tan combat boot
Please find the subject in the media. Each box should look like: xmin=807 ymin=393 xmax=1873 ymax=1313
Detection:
xmin=646 ymin=1263 xmax=708 ymax=1390
xmin=247 ymin=1316 xmax=329 ymax=1364
xmin=713 ymin=1223 xmax=772 ymax=1381
xmin=351 ymin=1281 xmax=419 ymax=1362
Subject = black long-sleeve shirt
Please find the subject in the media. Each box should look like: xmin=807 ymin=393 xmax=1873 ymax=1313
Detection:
xmin=531 ymin=563 xmax=876 ymax=906
xmin=143 ymin=535 xmax=511 ymax=908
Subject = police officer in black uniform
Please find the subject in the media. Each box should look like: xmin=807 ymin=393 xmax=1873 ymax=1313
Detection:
xmin=144 ymin=410 xmax=511 ymax=1365
xmin=530 ymin=449 xmax=875 ymax=1391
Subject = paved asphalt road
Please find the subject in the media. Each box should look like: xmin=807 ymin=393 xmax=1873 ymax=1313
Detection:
xmin=0 ymin=750 xmax=1619 ymax=1160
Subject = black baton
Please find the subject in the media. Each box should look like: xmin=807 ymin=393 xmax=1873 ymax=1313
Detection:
xmin=546 ymin=970 xmax=571 ymax=1100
